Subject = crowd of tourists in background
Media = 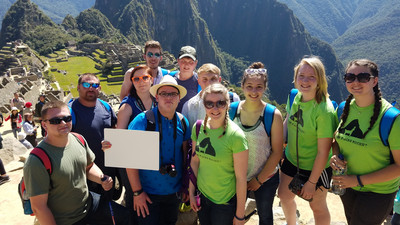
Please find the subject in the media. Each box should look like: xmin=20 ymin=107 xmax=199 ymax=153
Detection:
xmin=0 ymin=39 xmax=399 ymax=225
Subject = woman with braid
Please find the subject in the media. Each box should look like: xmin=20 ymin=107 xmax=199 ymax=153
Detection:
xmin=330 ymin=59 xmax=400 ymax=225
xmin=278 ymin=56 xmax=336 ymax=225
xmin=189 ymin=83 xmax=249 ymax=225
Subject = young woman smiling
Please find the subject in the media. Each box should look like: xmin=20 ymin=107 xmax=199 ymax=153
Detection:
xmin=278 ymin=56 xmax=337 ymax=225
xmin=330 ymin=59 xmax=400 ymax=225
xmin=230 ymin=62 xmax=283 ymax=225
xmin=189 ymin=83 xmax=248 ymax=225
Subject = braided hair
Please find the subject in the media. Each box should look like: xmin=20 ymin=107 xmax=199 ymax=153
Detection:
xmin=202 ymin=83 xmax=230 ymax=138
xmin=339 ymin=59 xmax=381 ymax=138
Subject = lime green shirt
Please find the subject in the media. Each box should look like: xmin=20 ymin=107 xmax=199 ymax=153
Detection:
xmin=285 ymin=92 xmax=336 ymax=170
xmin=192 ymin=120 xmax=248 ymax=204
xmin=335 ymin=99 xmax=400 ymax=194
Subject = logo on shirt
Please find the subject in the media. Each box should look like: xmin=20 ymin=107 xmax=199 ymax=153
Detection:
xmin=195 ymin=137 xmax=216 ymax=156
xmin=290 ymin=108 xmax=304 ymax=127
xmin=338 ymin=119 xmax=364 ymax=138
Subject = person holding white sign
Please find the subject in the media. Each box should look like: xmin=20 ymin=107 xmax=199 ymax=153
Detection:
xmin=127 ymin=75 xmax=190 ymax=225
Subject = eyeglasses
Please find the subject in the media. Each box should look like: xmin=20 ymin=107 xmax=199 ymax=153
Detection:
xmin=204 ymin=100 xmax=227 ymax=109
xmin=44 ymin=116 xmax=72 ymax=125
xmin=158 ymin=92 xmax=179 ymax=98
xmin=344 ymin=73 xmax=374 ymax=83
xmin=81 ymin=82 xmax=100 ymax=89
xmin=147 ymin=52 xmax=161 ymax=58
xmin=245 ymin=69 xmax=267 ymax=75
xmin=131 ymin=74 xmax=152 ymax=83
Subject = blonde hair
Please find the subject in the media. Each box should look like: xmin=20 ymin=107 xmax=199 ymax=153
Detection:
xmin=198 ymin=63 xmax=221 ymax=76
xmin=201 ymin=83 xmax=229 ymax=138
xmin=293 ymin=56 xmax=328 ymax=103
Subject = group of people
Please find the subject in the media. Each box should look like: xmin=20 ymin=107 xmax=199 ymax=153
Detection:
xmin=20 ymin=39 xmax=400 ymax=225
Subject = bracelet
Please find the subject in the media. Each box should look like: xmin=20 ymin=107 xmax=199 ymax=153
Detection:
xmin=133 ymin=188 xmax=143 ymax=196
xmin=255 ymin=176 xmax=263 ymax=186
xmin=356 ymin=175 xmax=364 ymax=187
xmin=307 ymin=180 xmax=317 ymax=185
xmin=234 ymin=214 xmax=245 ymax=221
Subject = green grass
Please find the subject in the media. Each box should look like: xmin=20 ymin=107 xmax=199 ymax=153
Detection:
xmin=47 ymin=56 xmax=121 ymax=97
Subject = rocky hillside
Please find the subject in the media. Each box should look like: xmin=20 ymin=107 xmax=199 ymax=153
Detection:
xmin=94 ymin=0 xmax=346 ymax=103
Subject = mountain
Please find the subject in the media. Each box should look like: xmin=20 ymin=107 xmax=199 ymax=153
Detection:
xmin=94 ymin=0 xmax=346 ymax=103
xmin=0 ymin=0 xmax=95 ymax=28
xmin=276 ymin=0 xmax=400 ymax=103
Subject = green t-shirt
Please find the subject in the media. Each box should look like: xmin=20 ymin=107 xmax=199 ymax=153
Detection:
xmin=285 ymin=92 xmax=337 ymax=170
xmin=335 ymin=99 xmax=400 ymax=194
xmin=191 ymin=120 xmax=248 ymax=204
xmin=23 ymin=133 xmax=95 ymax=225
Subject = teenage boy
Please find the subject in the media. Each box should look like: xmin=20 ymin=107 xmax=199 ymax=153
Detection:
xmin=23 ymin=101 xmax=130 ymax=225
xmin=173 ymin=46 xmax=199 ymax=113
xmin=182 ymin=63 xmax=240 ymax=128
xmin=120 ymin=40 xmax=168 ymax=100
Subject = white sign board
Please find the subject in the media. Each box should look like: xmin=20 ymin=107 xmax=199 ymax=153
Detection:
xmin=104 ymin=128 xmax=159 ymax=170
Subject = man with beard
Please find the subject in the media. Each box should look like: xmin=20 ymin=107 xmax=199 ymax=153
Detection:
xmin=120 ymin=40 xmax=169 ymax=100
xmin=69 ymin=73 xmax=118 ymax=197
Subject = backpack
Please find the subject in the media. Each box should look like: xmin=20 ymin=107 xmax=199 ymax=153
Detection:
xmin=68 ymin=98 xmax=113 ymax=128
xmin=229 ymin=101 xmax=276 ymax=139
xmin=144 ymin=110 xmax=187 ymax=135
xmin=180 ymin=120 xmax=202 ymax=195
xmin=337 ymin=101 xmax=400 ymax=148
xmin=18 ymin=132 xmax=86 ymax=215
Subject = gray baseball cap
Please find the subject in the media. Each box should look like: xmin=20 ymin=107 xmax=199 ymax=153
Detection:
xmin=178 ymin=46 xmax=197 ymax=61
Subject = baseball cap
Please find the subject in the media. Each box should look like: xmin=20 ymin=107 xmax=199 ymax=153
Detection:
xmin=178 ymin=46 xmax=197 ymax=61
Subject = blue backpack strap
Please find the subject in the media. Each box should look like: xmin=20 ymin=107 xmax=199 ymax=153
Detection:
xmin=168 ymin=70 xmax=178 ymax=76
xmin=197 ymin=84 xmax=202 ymax=93
xmin=289 ymin=89 xmax=298 ymax=110
xmin=176 ymin=112 xmax=187 ymax=136
xmin=228 ymin=101 xmax=240 ymax=120
xmin=337 ymin=101 xmax=346 ymax=121
xmin=263 ymin=104 xmax=276 ymax=137
xmin=380 ymin=107 xmax=400 ymax=147
xmin=98 ymin=99 xmax=111 ymax=112
xmin=331 ymin=100 xmax=338 ymax=110
xmin=161 ymin=68 xmax=170 ymax=76
xmin=69 ymin=106 xmax=75 ymax=127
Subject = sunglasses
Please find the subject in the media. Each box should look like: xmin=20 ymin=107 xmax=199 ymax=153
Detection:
xmin=147 ymin=52 xmax=161 ymax=58
xmin=245 ymin=69 xmax=267 ymax=75
xmin=158 ymin=92 xmax=180 ymax=98
xmin=44 ymin=116 xmax=72 ymax=125
xmin=132 ymin=74 xmax=152 ymax=83
xmin=344 ymin=73 xmax=374 ymax=83
xmin=81 ymin=82 xmax=100 ymax=89
xmin=204 ymin=100 xmax=227 ymax=109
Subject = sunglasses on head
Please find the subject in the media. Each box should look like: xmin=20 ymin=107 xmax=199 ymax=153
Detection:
xmin=132 ymin=74 xmax=152 ymax=83
xmin=147 ymin=52 xmax=161 ymax=58
xmin=344 ymin=73 xmax=374 ymax=83
xmin=81 ymin=82 xmax=100 ymax=89
xmin=45 ymin=116 xmax=72 ymax=125
xmin=245 ymin=68 xmax=267 ymax=75
xmin=204 ymin=100 xmax=227 ymax=109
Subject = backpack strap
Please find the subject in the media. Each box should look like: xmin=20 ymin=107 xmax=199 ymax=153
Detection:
xmin=161 ymin=68 xmax=170 ymax=76
xmin=331 ymin=100 xmax=338 ymax=110
xmin=70 ymin=132 xmax=87 ymax=148
xmin=228 ymin=101 xmax=240 ymax=120
xmin=289 ymin=89 xmax=298 ymax=110
xmin=195 ymin=120 xmax=202 ymax=138
xmin=337 ymin=101 xmax=346 ymax=121
xmin=263 ymin=104 xmax=276 ymax=138
xmin=380 ymin=107 xmax=400 ymax=147
xmin=30 ymin=147 xmax=52 ymax=175
xmin=176 ymin=112 xmax=187 ymax=136
xmin=145 ymin=110 xmax=156 ymax=131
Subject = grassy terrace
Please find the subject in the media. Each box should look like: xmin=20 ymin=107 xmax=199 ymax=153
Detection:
xmin=47 ymin=55 xmax=122 ymax=97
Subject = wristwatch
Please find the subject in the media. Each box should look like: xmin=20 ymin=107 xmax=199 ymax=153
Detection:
xmin=133 ymin=188 xmax=143 ymax=196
